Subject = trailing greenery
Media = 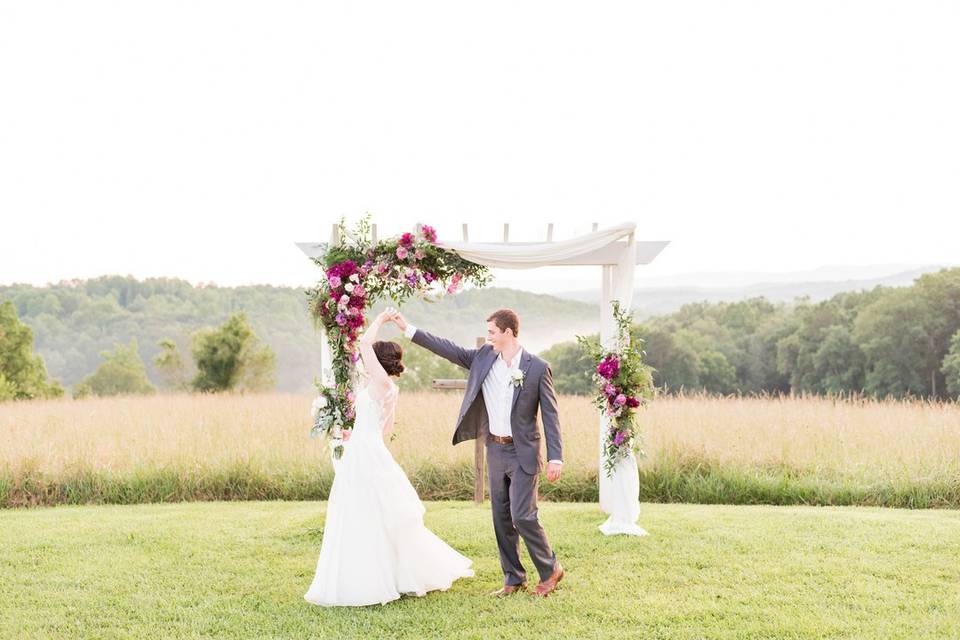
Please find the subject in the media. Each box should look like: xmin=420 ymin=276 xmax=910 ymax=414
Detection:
xmin=2 ymin=501 xmax=958 ymax=639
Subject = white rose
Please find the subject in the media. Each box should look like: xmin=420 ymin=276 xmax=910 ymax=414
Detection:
xmin=345 ymin=283 xmax=355 ymax=293
xmin=339 ymin=294 xmax=350 ymax=304
xmin=311 ymin=395 xmax=328 ymax=418
xmin=349 ymin=274 xmax=360 ymax=283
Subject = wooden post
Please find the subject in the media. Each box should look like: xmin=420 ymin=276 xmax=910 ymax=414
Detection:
xmin=430 ymin=336 xmax=487 ymax=504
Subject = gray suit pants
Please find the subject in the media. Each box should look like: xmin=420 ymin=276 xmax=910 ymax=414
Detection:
xmin=486 ymin=440 xmax=559 ymax=585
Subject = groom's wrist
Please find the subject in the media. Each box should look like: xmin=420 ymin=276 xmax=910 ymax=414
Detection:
xmin=548 ymin=459 xmax=563 ymax=465
xmin=403 ymin=324 xmax=417 ymax=339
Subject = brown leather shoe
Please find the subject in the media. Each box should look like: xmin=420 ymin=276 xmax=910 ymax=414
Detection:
xmin=489 ymin=582 xmax=527 ymax=597
xmin=533 ymin=564 xmax=564 ymax=597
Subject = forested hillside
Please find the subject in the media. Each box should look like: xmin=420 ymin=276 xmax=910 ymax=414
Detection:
xmin=4 ymin=267 xmax=960 ymax=400
xmin=0 ymin=277 xmax=598 ymax=393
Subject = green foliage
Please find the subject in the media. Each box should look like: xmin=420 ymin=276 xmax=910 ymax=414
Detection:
xmin=0 ymin=276 xmax=597 ymax=396
xmin=154 ymin=338 xmax=190 ymax=391
xmin=538 ymin=340 xmax=595 ymax=395
xmin=190 ymin=313 xmax=277 ymax=393
xmin=0 ymin=300 xmax=63 ymax=401
xmin=77 ymin=338 xmax=156 ymax=397
xmin=942 ymin=329 xmax=960 ymax=399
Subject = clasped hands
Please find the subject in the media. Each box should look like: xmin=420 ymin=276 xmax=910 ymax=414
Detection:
xmin=377 ymin=306 xmax=407 ymax=331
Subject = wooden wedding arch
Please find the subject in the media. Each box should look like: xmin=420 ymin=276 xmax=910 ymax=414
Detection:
xmin=298 ymin=222 xmax=670 ymax=504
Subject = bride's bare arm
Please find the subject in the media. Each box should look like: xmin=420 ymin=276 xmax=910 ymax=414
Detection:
xmin=358 ymin=309 xmax=393 ymax=397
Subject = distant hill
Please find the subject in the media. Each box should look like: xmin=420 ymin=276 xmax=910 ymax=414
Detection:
xmin=2 ymin=266 xmax=950 ymax=395
xmin=0 ymin=277 xmax=599 ymax=394
xmin=556 ymin=265 xmax=947 ymax=320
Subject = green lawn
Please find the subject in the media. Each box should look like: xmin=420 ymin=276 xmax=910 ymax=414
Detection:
xmin=2 ymin=501 xmax=959 ymax=639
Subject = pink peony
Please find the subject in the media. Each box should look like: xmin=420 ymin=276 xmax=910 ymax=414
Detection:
xmin=597 ymin=355 xmax=620 ymax=380
xmin=421 ymin=225 xmax=437 ymax=243
xmin=328 ymin=275 xmax=342 ymax=288
xmin=604 ymin=383 xmax=617 ymax=396
xmin=615 ymin=393 xmax=627 ymax=406
xmin=446 ymin=272 xmax=463 ymax=294
xmin=396 ymin=246 xmax=409 ymax=260
xmin=414 ymin=249 xmax=425 ymax=260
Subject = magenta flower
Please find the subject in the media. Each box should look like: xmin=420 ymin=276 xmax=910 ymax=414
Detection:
xmin=399 ymin=232 xmax=415 ymax=248
xmin=335 ymin=312 xmax=346 ymax=326
xmin=613 ymin=431 xmax=627 ymax=446
xmin=421 ymin=225 xmax=437 ymax=243
xmin=615 ymin=393 xmax=627 ymax=406
xmin=626 ymin=396 xmax=640 ymax=408
xmin=604 ymin=383 xmax=617 ymax=396
xmin=597 ymin=355 xmax=620 ymax=380
xmin=328 ymin=275 xmax=342 ymax=288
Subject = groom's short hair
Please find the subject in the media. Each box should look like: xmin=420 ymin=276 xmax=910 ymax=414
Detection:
xmin=487 ymin=308 xmax=520 ymax=337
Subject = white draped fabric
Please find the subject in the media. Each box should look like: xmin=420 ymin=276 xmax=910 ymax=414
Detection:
xmin=436 ymin=222 xmax=637 ymax=268
xmin=441 ymin=223 xmax=648 ymax=536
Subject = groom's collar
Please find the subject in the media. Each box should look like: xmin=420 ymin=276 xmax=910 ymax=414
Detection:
xmin=497 ymin=344 xmax=524 ymax=368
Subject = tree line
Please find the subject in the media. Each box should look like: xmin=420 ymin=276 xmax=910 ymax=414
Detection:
xmin=543 ymin=267 xmax=960 ymax=400
xmin=3 ymin=268 xmax=960 ymax=401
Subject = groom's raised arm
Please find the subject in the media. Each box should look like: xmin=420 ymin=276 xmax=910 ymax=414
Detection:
xmin=403 ymin=323 xmax=479 ymax=370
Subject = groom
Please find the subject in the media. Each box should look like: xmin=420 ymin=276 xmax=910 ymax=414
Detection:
xmin=389 ymin=308 xmax=565 ymax=597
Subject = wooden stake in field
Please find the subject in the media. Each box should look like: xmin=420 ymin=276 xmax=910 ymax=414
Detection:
xmin=432 ymin=336 xmax=488 ymax=504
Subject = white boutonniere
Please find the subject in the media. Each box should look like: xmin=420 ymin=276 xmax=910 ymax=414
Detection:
xmin=509 ymin=369 xmax=525 ymax=388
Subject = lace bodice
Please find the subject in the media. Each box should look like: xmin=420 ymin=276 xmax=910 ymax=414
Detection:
xmin=350 ymin=380 xmax=398 ymax=441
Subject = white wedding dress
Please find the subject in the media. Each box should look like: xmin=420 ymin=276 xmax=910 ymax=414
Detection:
xmin=304 ymin=380 xmax=474 ymax=607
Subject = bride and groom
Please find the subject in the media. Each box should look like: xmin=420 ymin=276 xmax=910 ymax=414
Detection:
xmin=304 ymin=307 xmax=566 ymax=607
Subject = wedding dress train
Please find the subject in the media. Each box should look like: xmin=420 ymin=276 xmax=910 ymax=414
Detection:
xmin=304 ymin=382 xmax=474 ymax=607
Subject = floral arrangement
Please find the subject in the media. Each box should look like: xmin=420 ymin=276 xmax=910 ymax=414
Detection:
xmin=576 ymin=301 xmax=655 ymax=477
xmin=306 ymin=215 xmax=491 ymax=458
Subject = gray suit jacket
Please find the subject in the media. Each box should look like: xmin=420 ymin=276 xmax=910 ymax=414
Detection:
xmin=410 ymin=328 xmax=562 ymax=475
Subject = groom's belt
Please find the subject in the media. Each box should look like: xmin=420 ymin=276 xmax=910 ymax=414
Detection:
xmin=487 ymin=434 xmax=514 ymax=445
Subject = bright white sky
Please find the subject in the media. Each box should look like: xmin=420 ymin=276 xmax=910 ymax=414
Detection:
xmin=1 ymin=1 xmax=958 ymax=293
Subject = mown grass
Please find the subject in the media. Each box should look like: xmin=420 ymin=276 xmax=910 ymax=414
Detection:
xmin=2 ymin=391 xmax=960 ymax=508
xmin=1 ymin=501 xmax=958 ymax=639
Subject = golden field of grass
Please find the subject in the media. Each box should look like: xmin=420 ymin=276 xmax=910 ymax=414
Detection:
xmin=2 ymin=390 xmax=960 ymax=507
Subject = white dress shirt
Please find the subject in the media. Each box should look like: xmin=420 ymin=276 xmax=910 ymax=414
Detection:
xmin=405 ymin=323 xmax=562 ymax=466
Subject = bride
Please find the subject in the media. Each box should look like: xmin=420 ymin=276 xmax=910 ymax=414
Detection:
xmin=304 ymin=307 xmax=474 ymax=607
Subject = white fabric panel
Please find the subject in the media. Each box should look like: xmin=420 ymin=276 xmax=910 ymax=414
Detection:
xmin=436 ymin=222 xmax=636 ymax=268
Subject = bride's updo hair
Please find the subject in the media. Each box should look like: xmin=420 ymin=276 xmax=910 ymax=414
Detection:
xmin=373 ymin=340 xmax=405 ymax=376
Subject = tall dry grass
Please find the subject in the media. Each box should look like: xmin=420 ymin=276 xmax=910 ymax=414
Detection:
xmin=2 ymin=390 xmax=959 ymax=507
